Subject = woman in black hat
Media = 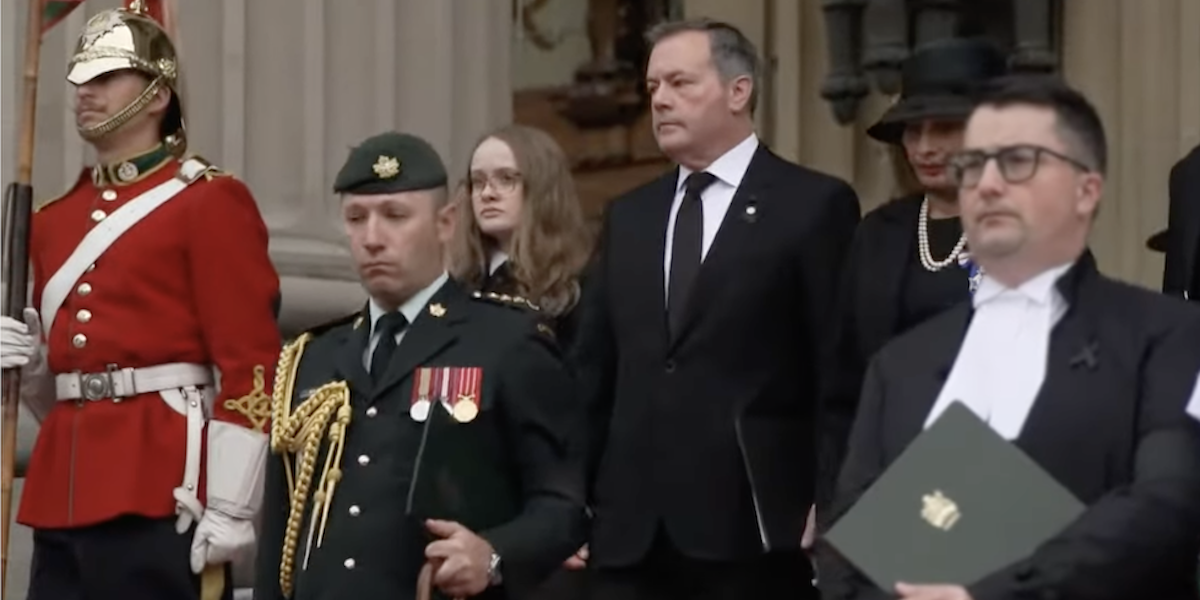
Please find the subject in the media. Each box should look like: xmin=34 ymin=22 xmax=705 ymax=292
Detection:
xmin=817 ymin=37 xmax=1008 ymax=510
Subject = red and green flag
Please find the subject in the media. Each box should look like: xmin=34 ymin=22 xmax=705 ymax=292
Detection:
xmin=41 ymin=0 xmax=86 ymax=35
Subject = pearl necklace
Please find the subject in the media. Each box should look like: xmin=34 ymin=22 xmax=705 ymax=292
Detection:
xmin=918 ymin=196 xmax=968 ymax=272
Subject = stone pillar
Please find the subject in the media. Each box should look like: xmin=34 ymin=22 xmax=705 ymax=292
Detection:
xmin=2 ymin=0 xmax=514 ymax=337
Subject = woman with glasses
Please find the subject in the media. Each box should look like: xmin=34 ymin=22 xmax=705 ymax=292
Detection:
xmin=816 ymin=38 xmax=1008 ymax=515
xmin=452 ymin=124 xmax=595 ymax=349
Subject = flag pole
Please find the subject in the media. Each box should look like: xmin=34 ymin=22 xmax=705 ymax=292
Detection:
xmin=1 ymin=0 xmax=47 ymax=592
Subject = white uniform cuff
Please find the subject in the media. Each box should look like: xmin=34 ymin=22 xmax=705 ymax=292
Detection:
xmin=206 ymin=420 xmax=268 ymax=519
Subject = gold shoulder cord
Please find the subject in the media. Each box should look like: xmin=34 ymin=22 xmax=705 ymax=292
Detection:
xmin=269 ymin=333 xmax=352 ymax=598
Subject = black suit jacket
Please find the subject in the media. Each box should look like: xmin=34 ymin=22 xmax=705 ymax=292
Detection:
xmin=253 ymin=279 xmax=588 ymax=600
xmin=575 ymin=143 xmax=861 ymax=566
xmin=818 ymin=252 xmax=1200 ymax=600
xmin=1163 ymin=144 xmax=1200 ymax=300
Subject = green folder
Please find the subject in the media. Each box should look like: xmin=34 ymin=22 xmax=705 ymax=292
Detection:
xmin=824 ymin=401 xmax=1085 ymax=590
xmin=405 ymin=401 xmax=520 ymax=531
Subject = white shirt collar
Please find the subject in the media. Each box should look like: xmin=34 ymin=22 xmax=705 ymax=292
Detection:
xmin=973 ymin=262 xmax=1074 ymax=308
xmin=676 ymin=133 xmax=759 ymax=192
xmin=368 ymin=271 xmax=449 ymax=336
xmin=488 ymin=251 xmax=509 ymax=276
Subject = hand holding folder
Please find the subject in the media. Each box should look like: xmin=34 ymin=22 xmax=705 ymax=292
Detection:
xmin=824 ymin=401 xmax=1085 ymax=590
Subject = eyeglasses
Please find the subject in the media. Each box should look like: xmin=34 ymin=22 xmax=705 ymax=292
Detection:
xmin=469 ymin=170 xmax=522 ymax=195
xmin=948 ymin=144 xmax=1092 ymax=189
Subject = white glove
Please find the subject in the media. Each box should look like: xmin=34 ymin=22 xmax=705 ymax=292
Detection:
xmin=1 ymin=308 xmax=42 ymax=369
xmin=189 ymin=504 xmax=256 ymax=574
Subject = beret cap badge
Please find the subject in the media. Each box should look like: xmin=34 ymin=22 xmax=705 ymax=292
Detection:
xmin=373 ymin=155 xmax=401 ymax=179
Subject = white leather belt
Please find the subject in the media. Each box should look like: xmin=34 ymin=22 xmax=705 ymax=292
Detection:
xmin=56 ymin=362 xmax=214 ymax=402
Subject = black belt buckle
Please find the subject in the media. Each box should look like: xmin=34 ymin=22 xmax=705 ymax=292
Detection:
xmin=79 ymin=363 xmax=120 ymax=401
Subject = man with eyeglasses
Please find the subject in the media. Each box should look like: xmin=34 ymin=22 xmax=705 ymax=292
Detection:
xmin=817 ymin=75 xmax=1200 ymax=600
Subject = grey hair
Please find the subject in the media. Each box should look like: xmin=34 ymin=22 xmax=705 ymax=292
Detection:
xmin=645 ymin=18 xmax=762 ymax=114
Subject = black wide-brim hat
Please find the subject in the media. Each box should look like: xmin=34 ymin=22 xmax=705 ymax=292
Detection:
xmin=867 ymin=38 xmax=1009 ymax=145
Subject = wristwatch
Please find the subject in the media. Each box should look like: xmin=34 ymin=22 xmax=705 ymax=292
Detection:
xmin=487 ymin=552 xmax=503 ymax=586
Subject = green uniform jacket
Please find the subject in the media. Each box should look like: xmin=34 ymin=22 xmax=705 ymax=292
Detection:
xmin=253 ymin=278 xmax=588 ymax=600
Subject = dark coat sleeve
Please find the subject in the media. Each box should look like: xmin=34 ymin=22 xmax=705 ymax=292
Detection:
xmin=815 ymin=355 xmax=895 ymax=600
xmin=566 ymin=204 xmax=618 ymax=503
xmin=801 ymin=180 xmax=862 ymax=510
xmin=479 ymin=325 xmax=590 ymax=589
xmin=816 ymin=216 xmax=872 ymax=515
xmin=252 ymin=436 xmax=292 ymax=600
xmin=967 ymin=315 xmax=1200 ymax=600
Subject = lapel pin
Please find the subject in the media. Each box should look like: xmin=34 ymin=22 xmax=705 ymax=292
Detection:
xmin=742 ymin=203 xmax=758 ymax=223
xmin=429 ymin=303 xmax=446 ymax=317
xmin=353 ymin=316 xmax=364 ymax=329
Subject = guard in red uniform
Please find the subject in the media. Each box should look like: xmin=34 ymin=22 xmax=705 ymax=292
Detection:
xmin=0 ymin=3 xmax=281 ymax=599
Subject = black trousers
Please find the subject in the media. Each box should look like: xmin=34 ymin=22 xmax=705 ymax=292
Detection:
xmin=27 ymin=515 xmax=234 ymax=600
xmin=589 ymin=527 xmax=816 ymax=600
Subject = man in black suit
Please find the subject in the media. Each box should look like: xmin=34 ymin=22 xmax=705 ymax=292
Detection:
xmin=572 ymin=17 xmax=861 ymax=600
xmin=818 ymin=76 xmax=1200 ymax=600
xmin=253 ymin=132 xmax=587 ymax=600
xmin=1148 ymin=143 xmax=1200 ymax=302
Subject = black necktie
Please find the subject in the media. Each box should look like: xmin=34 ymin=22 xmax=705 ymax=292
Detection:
xmin=667 ymin=171 xmax=717 ymax=338
xmin=370 ymin=312 xmax=409 ymax=384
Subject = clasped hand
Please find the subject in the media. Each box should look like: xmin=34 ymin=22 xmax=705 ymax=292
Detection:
xmin=0 ymin=308 xmax=43 ymax=370
xmin=425 ymin=519 xmax=494 ymax=598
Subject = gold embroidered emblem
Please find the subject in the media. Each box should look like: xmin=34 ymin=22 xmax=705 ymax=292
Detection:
xmin=429 ymin=303 xmax=446 ymax=317
xmin=921 ymin=490 xmax=961 ymax=531
xmin=372 ymin=155 xmax=400 ymax=179
xmin=223 ymin=365 xmax=272 ymax=432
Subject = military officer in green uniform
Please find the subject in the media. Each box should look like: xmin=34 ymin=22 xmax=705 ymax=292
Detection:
xmin=253 ymin=132 xmax=588 ymax=600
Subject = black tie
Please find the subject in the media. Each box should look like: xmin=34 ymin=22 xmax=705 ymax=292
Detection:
xmin=667 ymin=171 xmax=717 ymax=338
xmin=370 ymin=312 xmax=409 ymax=384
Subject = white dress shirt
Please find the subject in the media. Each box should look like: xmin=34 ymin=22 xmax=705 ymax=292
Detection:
xmin=663 ymin=133 xmax=759 ymax=300
xmin=925 ymin=262 xmax=1073 ymax=440
xmin=362 ymin=271 xmax=449 ymax=372
xmin=488 ymin=251 xmax=509 ymax=276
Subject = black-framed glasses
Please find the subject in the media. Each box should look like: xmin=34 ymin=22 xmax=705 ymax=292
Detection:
xmin=469 ymin=169 xmax=522 ymax=195
xmin=948 ymin=144 xmax=1092 ymax=189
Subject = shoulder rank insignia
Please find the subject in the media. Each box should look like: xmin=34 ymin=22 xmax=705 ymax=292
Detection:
xmin=181 ymin=153 xmax=231 ymax=182
xmin=303 ymin=311 xmax=362 ymax=338
xmin=471 ymin=290 xmax=540 ymax=312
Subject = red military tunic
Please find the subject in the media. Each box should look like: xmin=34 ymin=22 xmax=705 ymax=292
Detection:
xmin=18 ymin=148 xmax=282 ymax=529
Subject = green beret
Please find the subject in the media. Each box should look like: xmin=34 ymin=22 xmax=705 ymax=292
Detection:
xmin=332 ymin=131 xmax=448 ymax=195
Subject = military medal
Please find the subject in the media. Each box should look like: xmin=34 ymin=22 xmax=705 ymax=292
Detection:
xmin=959 ymin=252 xmax=985 ymax=295
xmin=437 ymin=367 xmax=454 ymax=415
xmin=409 ymin=367 xmax=433 ymax=422
xmin=451 ymin=366 xmax=482 ymax=423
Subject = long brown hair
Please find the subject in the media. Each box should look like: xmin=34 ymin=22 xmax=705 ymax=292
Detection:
xmin=450 ymin=124 xmax=593 ymax=317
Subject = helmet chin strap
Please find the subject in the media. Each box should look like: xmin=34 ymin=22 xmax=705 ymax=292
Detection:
xmin=77 ymin=76 xmax=163 ymax=142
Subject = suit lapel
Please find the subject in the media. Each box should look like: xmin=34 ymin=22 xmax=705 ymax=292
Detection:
xmin=897 ymin=305 xmax=971 ymax=442
xmin=370 ymin=281 xmax=468 ymax=403
xmin=669 ymin=147 xmax=774 ymax=350
xmin=632 ymin=173 xmax=678 ymax=345
xmin=333 ymin=306 xmax=373 ymax=400
xmin=1017 ymin=254 xmax=1102 ymax=446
